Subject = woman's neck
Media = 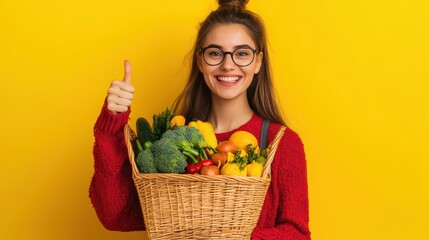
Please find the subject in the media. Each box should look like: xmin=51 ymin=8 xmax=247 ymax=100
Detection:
xmin=208 ymin=95 xmax=254 ymax=133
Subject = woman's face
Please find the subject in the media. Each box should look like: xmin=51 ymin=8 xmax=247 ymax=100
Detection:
xmin=198 ymin=23 xmax=263 ymax=102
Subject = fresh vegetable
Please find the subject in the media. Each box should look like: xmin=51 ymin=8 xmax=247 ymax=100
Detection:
xmin=183 ymin=127 xmax=208 ymax=153
xmin=133 ymin=109 xmax=270 ymax=178
xmin=245 ymin=144 xmax=260 ymax=165
xmin=229 ymin=130 xmax=260 ymax=154
xmin=221 ymin=143 xmax=259 ymax=174
xmin=149 ymin=138 xmax=188 ymax=173
xmin=152 ymin=108 xmax=175 ymax=141
xmin=162 ymin=126 xmax=208 ymax=160
xmin=185 ymin=159 xmax=214 ymax=174
xmin=231 ymin=149 xmax=248 ymax=171
xmin=162 ymin=127 xmax=197 ymax=152
xmin=199 ymin=159 xmax=215 ymax=167
xmin=200 ymin=165 xmax=220 ymax=175
xmin=221 ymin=162 xmax=247 ymax=176
xmin=226 ymin=152 xmax=235 ymax=162
xmin=170 ymin=115 xmax=186 ymax=126
xmin=247 ymin=161 xmax=263 ymax=177
xmin=185 ymin=163 xmax=201 ymax=174
xmin=136 ymin=117 xmax=155 ymax=149
xmin=133 ymin=137 xmax=157 ymax=173
xmin=216 ymin=140 xmax=238 ymax=153
xmin=136 ymin=147 xmax=158 ymax=173
xmin=147 ymin=126 xmax=208 ymax=173
xmin=256 ymin=155 xmax=267 ymax=166
xmin=188 ymin=120 xmax=218 ymax=152
xmin=135 ymin=108 xmax=177 ymax=151
xmin=210 ymin=152 xmax=228 ymax=168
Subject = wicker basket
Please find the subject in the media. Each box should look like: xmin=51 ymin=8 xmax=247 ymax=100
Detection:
xmin=124 ymin=124 xmax=286 ymax=240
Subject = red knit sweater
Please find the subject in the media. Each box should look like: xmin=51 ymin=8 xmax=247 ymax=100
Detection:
xmin=89 ymin=103 xmax=311 ymax=239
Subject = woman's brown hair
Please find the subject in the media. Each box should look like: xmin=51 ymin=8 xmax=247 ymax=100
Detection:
xmin=173 ymin=0 xmax=286 ymax=126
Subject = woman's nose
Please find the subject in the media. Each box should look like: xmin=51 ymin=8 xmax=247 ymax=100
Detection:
xmin=220 ymin=52 xmax=235 ymax=70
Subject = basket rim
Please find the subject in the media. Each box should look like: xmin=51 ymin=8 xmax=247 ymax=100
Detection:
xmin=132 ymin=171 xmax=272 ymax=183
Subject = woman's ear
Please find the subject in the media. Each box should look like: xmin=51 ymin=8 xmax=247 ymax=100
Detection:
xmin=254 ymin=52 xmax=263 ymax=74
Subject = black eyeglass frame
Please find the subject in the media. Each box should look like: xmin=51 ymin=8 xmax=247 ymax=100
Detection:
xmin=199 ymin=46 xmax=258 ymax=67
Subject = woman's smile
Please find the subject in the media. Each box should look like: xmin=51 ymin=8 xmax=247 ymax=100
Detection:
xmin=215 ymin=74 xmax=242 ymax=85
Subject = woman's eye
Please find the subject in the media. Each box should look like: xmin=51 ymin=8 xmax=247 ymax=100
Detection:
xmin=209 ymin=51 xmax=221 ymax=56
xmin=235 ymin=50 xmax=249 ymax=58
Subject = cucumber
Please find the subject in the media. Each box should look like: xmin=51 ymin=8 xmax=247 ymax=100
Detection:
xmin=136 ymin=117 xmax=154 ymax=149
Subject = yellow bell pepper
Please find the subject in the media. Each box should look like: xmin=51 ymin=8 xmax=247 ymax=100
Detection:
xmin=196 ymin=120 xmax=218 ymax=149
xmin=188 ymin=120 xmax=218 ymax=155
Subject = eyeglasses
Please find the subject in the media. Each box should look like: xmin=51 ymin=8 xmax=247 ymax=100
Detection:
xmin=200 ymin=46 xmax=258 ymax=67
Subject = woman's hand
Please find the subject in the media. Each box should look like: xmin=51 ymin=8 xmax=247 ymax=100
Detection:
xmin=106 ymin=60 xmax=135 ymax=115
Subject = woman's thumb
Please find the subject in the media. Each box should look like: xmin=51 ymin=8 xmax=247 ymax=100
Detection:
xmin=123 ymin=60 xmax=132 ymax=84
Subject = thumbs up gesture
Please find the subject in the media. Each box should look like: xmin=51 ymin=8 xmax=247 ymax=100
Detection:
xmin=106 ymin=60 xmax=135 ymax=115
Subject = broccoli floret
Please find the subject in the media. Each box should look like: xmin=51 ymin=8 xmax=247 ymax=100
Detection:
xmin=184 ymin=126 xmax=206 ymax=148
xmin=184 ymin=127 xmax=208 ymax=160
xmin=162 ymin=126 xmax=188 ymax=147
xmin=136 ymin=147 xmax=158 ymax=173
xmin=162 ymin=125 xmax=204 ymax=147
xmin=161 ymin=126 xmax=200 ymax=157
xmin=143 ymin=126 xmax=207 ymax=173
xmin=150 ymin=138 xmax=187 ymax=173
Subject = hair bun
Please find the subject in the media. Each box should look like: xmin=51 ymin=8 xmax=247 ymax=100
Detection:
xmin=218 ymin=0 xmax=249 ymax=9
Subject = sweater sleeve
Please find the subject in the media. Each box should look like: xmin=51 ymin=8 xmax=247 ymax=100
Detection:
xmin=252 ymin=129 xmax=311 ymax=240
xmin=89 ymin=100 xmax=145 ymax=231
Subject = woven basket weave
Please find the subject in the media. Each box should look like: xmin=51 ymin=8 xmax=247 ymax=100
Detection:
xmin=124 ymin=124 xmax=286 ymax=240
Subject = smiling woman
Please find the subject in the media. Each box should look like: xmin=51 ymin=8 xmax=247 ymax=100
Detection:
xmin=89 ymin=0 xmax=311 ymax=239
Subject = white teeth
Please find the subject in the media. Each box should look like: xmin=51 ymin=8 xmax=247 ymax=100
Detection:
xmin=217 ymin=76 xmax=239 ymax=82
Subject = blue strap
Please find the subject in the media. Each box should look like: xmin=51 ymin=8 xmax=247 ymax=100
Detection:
xmin=260 ymin=119 xmax=270 ymax=151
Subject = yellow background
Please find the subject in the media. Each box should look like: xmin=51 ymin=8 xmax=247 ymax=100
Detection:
xmin=1 ymin=0 xmax=428 ymax=239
